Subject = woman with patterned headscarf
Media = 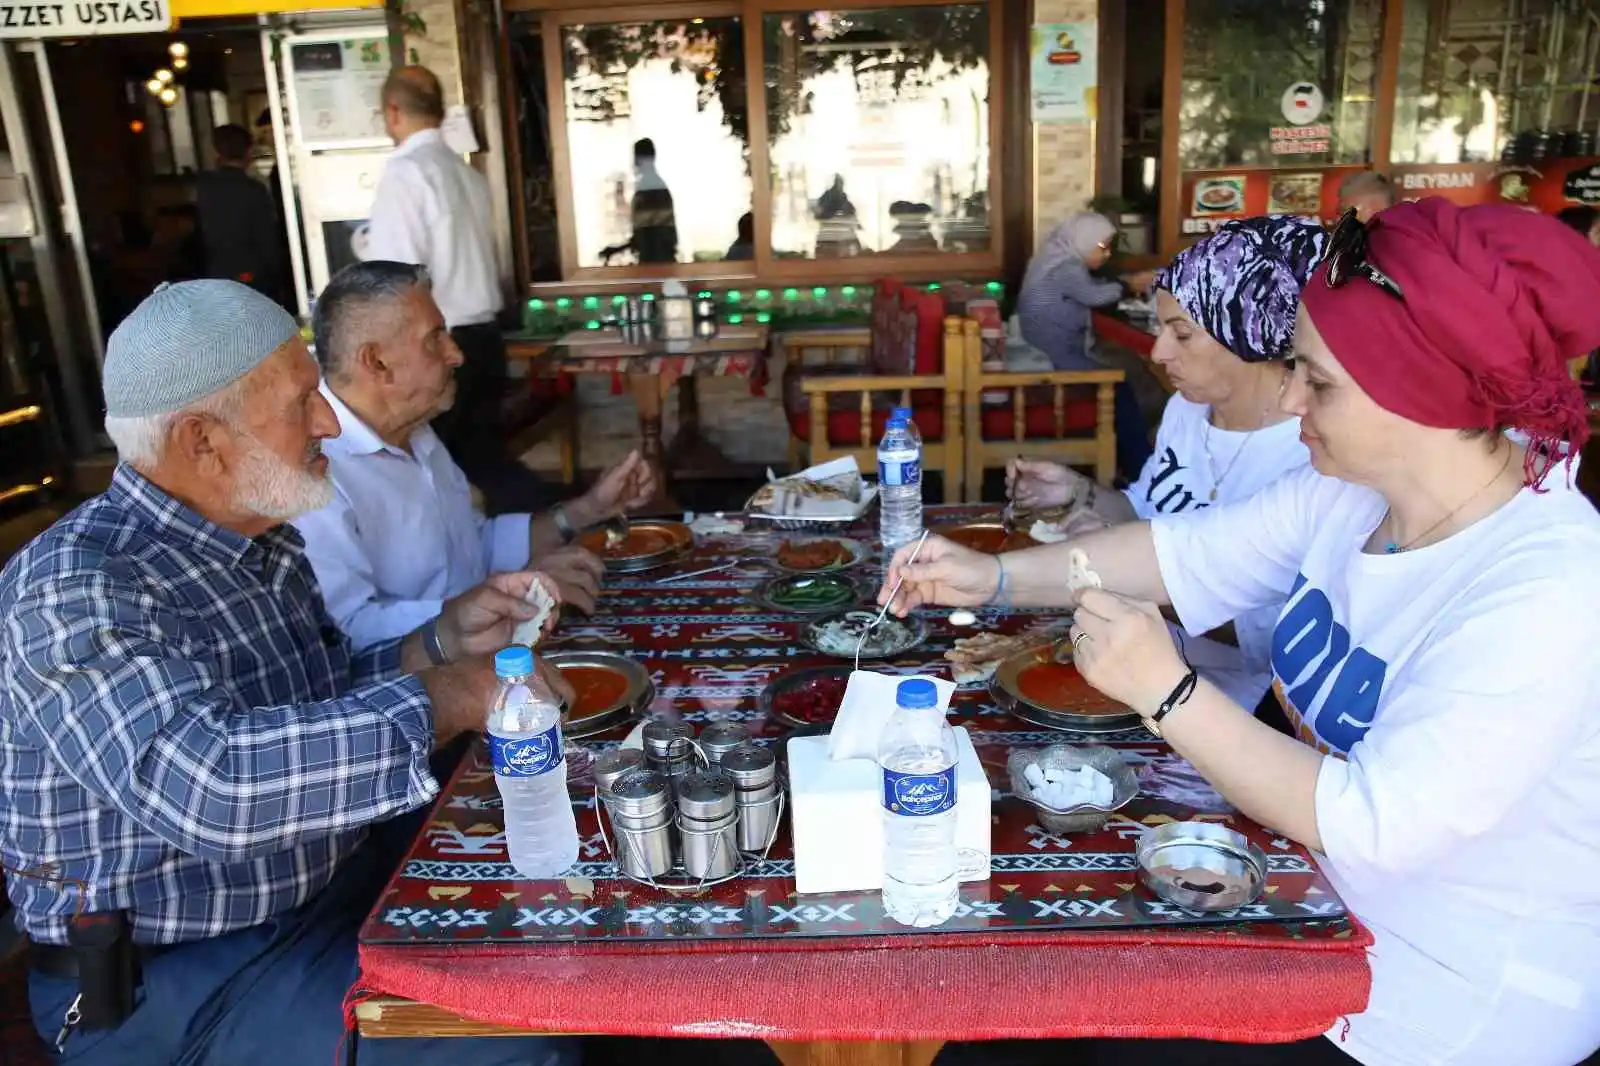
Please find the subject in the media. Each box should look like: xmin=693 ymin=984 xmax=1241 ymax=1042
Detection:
xmin=1010 ymin=216 xmax=1329 ymax=708
xmin=888 ymin=200 xmax=1600 ymax=1065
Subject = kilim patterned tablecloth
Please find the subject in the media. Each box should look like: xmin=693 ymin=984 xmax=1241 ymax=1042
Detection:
xmin=361 ymin=506 xmax=1357 ymax=949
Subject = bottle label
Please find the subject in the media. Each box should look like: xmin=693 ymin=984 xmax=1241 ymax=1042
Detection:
xmin=879 ymin=457 xmax=922 ymax=488
xmin=882 ymin=767 xmax=955 ymax=816
xmin=490 ymin=724 xmax=564 ymax=778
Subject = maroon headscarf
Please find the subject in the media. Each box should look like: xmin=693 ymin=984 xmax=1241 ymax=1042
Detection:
xmin=1300 ymin=198 xmax=1600 ymax=487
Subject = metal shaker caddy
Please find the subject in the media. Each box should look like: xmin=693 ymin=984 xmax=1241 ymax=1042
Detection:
xmin=593 ymin=720 xmax=786 ymax=890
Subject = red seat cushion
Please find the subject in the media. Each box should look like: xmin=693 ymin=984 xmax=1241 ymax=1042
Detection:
xmin=977 ymin=388 xmax=1100 ymax=440
xmin=787 ymin=397 xmax=946 ymax=448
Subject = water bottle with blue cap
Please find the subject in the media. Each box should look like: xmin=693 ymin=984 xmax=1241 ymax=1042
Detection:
xmin=488 ymin=645 xmax=578 ymax=878
xmin=877 ymin=414 xmax=923 ymax=555
xmin=877 ymin=678 xmax=959 ymax=927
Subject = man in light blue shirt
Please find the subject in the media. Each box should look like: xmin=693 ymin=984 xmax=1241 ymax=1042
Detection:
xmin=294 ymin=261 xmax=654 ymax=650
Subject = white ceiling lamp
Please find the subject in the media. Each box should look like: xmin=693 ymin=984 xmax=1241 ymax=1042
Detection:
xmin=155 ymin=68 xmax=173 ymax=84
xmin=145 ymin=77 xmax=162 ymax=95
xmin=168 ymin=40 xmax=188 ymax=58
xmin=172 ymin=57 xmax=188 ymax=70
xmin=159 ymin=87 xmax=178 ymax=106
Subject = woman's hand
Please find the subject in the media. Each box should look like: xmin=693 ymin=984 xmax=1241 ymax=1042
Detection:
xmin=877 ymin=535 xmax=1000 ymax=616
xmin=1069 ymin=588 xmax=1190 ymax=716
xmin=1006 ymin=457 xmax=1086 ymax=511
xmin=1122 ymin=270 xmax=1157 ymax=296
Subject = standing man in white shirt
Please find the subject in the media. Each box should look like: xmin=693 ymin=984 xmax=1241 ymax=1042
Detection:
xmin=293 ymin=261 xmax=654 ymax=651
xmin=365 ymin=65 xmax=510 ymax=498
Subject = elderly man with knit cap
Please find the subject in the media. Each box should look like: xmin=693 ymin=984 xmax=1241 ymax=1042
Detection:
xmin=0 ymin=281 xmax=578 ymax=1066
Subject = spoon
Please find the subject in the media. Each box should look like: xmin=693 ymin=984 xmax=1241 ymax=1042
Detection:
xmin=855 ymin=529 xmax=930 ymax=670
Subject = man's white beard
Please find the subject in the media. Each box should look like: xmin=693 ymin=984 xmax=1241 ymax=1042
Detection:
xmin=231 ymin=437 xmax=334 ymax=519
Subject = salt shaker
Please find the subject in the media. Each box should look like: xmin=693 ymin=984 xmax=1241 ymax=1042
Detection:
xmin=602 ymin=769 xmax=674 ymax=879
xmin=642 ymin=720 xmax=696 ymax=779
xmin=720 ymin=743 xmax=779 ymax=853
xmin=698 ymin=722 xmax=751 ymax=766
xmin=593 ymin=748 xmax=646 ymax=795
xmin=675 ymin=769 xmax=740 ymax=879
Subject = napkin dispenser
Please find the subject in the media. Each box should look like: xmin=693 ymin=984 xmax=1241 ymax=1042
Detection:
xmin=788 ymin=728 xmax=992 ymax=895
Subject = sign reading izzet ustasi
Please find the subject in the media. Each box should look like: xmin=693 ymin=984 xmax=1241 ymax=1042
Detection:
xmin=0 ymin=0 xmax=168 ymax=38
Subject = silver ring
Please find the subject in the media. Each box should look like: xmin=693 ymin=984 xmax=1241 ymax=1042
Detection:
xmin=1072 ymin=632 xmax=1091 ymax=655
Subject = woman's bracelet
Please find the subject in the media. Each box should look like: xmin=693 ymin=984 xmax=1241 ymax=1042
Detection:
xmin=986 ymin=555 xmax=1009 ymax=606
xmin=1143 ymin=666 xmax=1198 ymax=739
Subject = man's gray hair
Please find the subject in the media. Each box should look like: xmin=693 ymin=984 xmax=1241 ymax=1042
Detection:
xmin=312 ymin=260 xmax=432 ymax=381
xmin=104 ymin=375 xmax=250 ymax=469
xmin=1339 ymin=170 xmax=1393 ymax=204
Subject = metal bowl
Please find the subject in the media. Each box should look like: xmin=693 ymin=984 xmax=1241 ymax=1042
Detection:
xmin=579 ymin=521 xmax=694 ymax=573
xmin=800 ymin=609 xmax=928 ymax=661
xmin=760 ymin=665 xmax=853 ymax=730
xmin=1006 ymin=744 xmax=1138 ymax=835
xmin=1136 ymin=821 xmax=1268 ymax=913
xmin=545 ymin=651 xmax=655 ymax=739
xmin=990 ymin=643 xmax=1142 ymax=734
xmin=753 ymin=573 xmax=862 ymax=614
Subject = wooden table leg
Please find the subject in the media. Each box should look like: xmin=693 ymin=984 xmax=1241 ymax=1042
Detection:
xmin=627 ymin=372 xmax=678 ymax=513
xmin=768 ymin=1040 xmax=944 ymax=1066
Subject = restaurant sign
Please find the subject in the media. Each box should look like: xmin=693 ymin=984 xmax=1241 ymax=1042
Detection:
xmin=0 ymin=0 xmax=167 ymax=37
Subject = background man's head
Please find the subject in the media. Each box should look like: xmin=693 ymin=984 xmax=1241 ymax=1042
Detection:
xmin=381 ymin=65 xmax=445 ymax=142
xmin=1338 ymin=171 xmax=1394 ymax=222
xmin=102 ymin=281 xmax=338 ymax=532
xmin=212 ymin=124 xmax=254 ymax=168
xmin=634 ymin=138 xmax=656 ymax=164
xmin=314 ymin=261 xmax=462 ymax=434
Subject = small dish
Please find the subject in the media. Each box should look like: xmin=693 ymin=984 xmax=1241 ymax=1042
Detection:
xmin=760 ymin=665 xmax=853 ymax=729
xmin=1136 ymin=821 xmax=1268 ymax=912
xmin=754 ymin=573 xmax=861 ymax=614
xmin=578 ymin=521 xmax=693 ymax=573
xmin=932 ymin=521 xmax=1036 ymax=555
xmin=771 ymin=535 xmax=867 ymax=574
xmin=801 ymin=609 xmax=928 ymax=660
xmin=1006 ymin=744 xmax=1138 ymax=835
xmin=990 ymin=643 xmax=1141 ymax=734
xmin=545 ymin=651 xmax=655 ymax=738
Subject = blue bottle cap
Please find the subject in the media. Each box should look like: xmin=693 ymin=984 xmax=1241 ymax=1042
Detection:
xmin=891 ymin=405 xmax=912 ymax=422
xmin=896 ymin=678 xmax=938 ymax=709
xmin=494 ymin=646 xmax=536 ymax=678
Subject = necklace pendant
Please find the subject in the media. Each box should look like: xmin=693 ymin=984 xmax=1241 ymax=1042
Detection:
xmin=1208 ymin=486 xmax=1218 ymax=502
xmin=1384 ymin=542 xmax=1400 ymax=554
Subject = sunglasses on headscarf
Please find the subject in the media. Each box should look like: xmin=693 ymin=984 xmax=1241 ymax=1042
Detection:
xmin=1324 ymin=209 xmax=1404 ymax=299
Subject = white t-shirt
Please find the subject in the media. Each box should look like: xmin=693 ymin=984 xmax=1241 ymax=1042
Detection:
xmin=1125 ymin=394 xmax=1310 ymax=708
xmin=1151 ymin=463 xmax=1600 ymax=1066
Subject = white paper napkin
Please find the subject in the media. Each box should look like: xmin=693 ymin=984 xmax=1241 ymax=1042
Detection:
xmin=827 ymin=671 xmax=958 ymax=762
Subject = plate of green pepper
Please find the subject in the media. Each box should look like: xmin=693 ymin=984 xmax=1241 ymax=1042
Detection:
xmin=754 ymin=573 xmax=861 ymax=614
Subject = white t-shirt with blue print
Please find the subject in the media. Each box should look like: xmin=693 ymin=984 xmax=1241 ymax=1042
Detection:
xmin=1150 ymin=462 xmax=1600 ymax=1066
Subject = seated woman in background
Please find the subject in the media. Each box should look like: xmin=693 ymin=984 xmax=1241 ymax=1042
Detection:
xmin=1009 ymin=215 xmax=1327 ymax=711
xmin=1015 ymin=212 xmax=1158 ymax=479
xmin=888 ymin=199 xmax=1600 ymax=1066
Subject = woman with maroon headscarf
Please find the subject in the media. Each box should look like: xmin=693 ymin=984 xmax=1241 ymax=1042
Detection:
xmin=887 ymin=200 xmax=1600 ymax=1065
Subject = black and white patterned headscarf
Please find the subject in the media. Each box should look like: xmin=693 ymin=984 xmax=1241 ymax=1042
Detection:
xmin=1155 ymin=216 xmax=1329 ymax=362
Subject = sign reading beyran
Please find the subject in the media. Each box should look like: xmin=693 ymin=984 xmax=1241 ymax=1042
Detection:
xmin=0 ymin=0 xmax=167 ymax=37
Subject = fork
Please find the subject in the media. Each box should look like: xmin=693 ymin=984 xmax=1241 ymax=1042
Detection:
xmin=854 ymin=529 xmax=931 ymax=671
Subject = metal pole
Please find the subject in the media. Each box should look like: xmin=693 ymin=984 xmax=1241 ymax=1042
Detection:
xmin=260 ymin=19 xmax=312 ymax=321
xmin=0 ymin=44 xmax=94 ymax=456
xmin=21 ymin=41 xmax=104 ymax=369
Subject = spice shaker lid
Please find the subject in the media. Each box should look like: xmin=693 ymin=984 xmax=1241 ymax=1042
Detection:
xmin=593 ymin=748 xmax=647 ymax=790
xmin=642 ymin=720 xmax=695 ymax=757
xmin=607 ymin=768 xmax=672 ymax=817
xmin=719 ymin=743 xmax=776 ymax=786
xmin=675 ymin=769 xmax=737 ymax=819
xmin=699 ymin=722 xmax=751 ymax=753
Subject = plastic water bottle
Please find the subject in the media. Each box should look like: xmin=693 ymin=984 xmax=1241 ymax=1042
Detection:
xmin=890 ymin=405 xmax=923 ymax=448
xmin=878 ymin=678 xmax=959 ymax=927
xmin=488 ymin=646 xmax=579 ymax=878
xmin=877 ymin=416 xmax=923 ymax=554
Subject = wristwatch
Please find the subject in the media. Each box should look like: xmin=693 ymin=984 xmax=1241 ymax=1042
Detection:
xmin=551 ymin=504 xmax=578 ymax=544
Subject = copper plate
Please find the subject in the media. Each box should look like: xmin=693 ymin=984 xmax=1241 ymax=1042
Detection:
xmin=579 ymin=521 xmax=694 ymax=573
xmin=933 ymin=521 xmax=1036 ymax=555
xmin=990 ymin=643 xmax=1141 ymax=734
xmin=770 ymin=535 xmax=867 ymax=574
xmin=546 ymin=651 xmax=655 ymax=739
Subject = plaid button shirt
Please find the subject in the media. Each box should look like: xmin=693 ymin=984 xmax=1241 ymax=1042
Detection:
xmin=0 ymin=465 xmax=439 ymax=945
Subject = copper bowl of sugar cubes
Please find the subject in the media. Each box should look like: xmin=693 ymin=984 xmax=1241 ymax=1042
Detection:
xmin=1006 ymin=744 xmax=1139 ymax=835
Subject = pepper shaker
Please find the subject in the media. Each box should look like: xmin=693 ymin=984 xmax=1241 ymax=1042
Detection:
xmin=720 ymin=743 xmax=780 ymax=853
xmin=602 ymin=769 xmax=675 ymax=879
xmin=675 ymin=769 xmax=740 ymax=880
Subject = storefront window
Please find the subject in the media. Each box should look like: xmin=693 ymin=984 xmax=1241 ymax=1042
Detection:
xmin=1178 ymin=0 xmax=1383 ymax=169
xmin=559 ymin=17 xmax=753 ymax=268
xmin=1391 ymin=0 xmax=1596 ymax=165
xmin=763 ymin=5 xmax=991 ymax=260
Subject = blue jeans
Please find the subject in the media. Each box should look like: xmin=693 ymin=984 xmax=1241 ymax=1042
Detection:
xmin=29 ymin=801 xmax=577 ymax=1065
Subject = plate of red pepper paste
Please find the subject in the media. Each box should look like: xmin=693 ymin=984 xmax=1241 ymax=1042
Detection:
xmin=991 ymin=644 xmax=1141 ymax=733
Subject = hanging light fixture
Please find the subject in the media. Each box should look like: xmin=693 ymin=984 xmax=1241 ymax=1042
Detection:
xmin=159 ymin=86 xmax=178 ymax=105
xmin=168 ymin=40 xmax=188 ymax=58
xmin=145 ymin=77 xmax=162 ymax=94
xmin=155 ymin=68 xmax=173 ymax=84
xmin=172 ymin=57 xmax=188 ymax=70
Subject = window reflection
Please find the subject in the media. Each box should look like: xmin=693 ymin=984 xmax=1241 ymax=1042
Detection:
xmin=561 ymin=18 xmax=752 ymax=268
xmin=1179 ymin=0 xmax=1382 ymax=168
xmin=764 ymin=5 xmax=991 ymax=260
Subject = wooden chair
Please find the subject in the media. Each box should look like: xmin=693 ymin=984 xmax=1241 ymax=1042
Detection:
xmin=798 ymin=324 xmax=967 ymax=503
xmin=504 ymin=342 xmax=579 ymax=485
xmin=954 ymin=317 xmax=1122 ymax=500
xmin=775 ymin=327 xmax=872 ymax=469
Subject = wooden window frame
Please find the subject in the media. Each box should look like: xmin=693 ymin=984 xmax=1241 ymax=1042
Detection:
xmin=1146 ymin=0 xmax=1410 ymax=259
xmin=502 ymin=0 xmax=1007 ymax=291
